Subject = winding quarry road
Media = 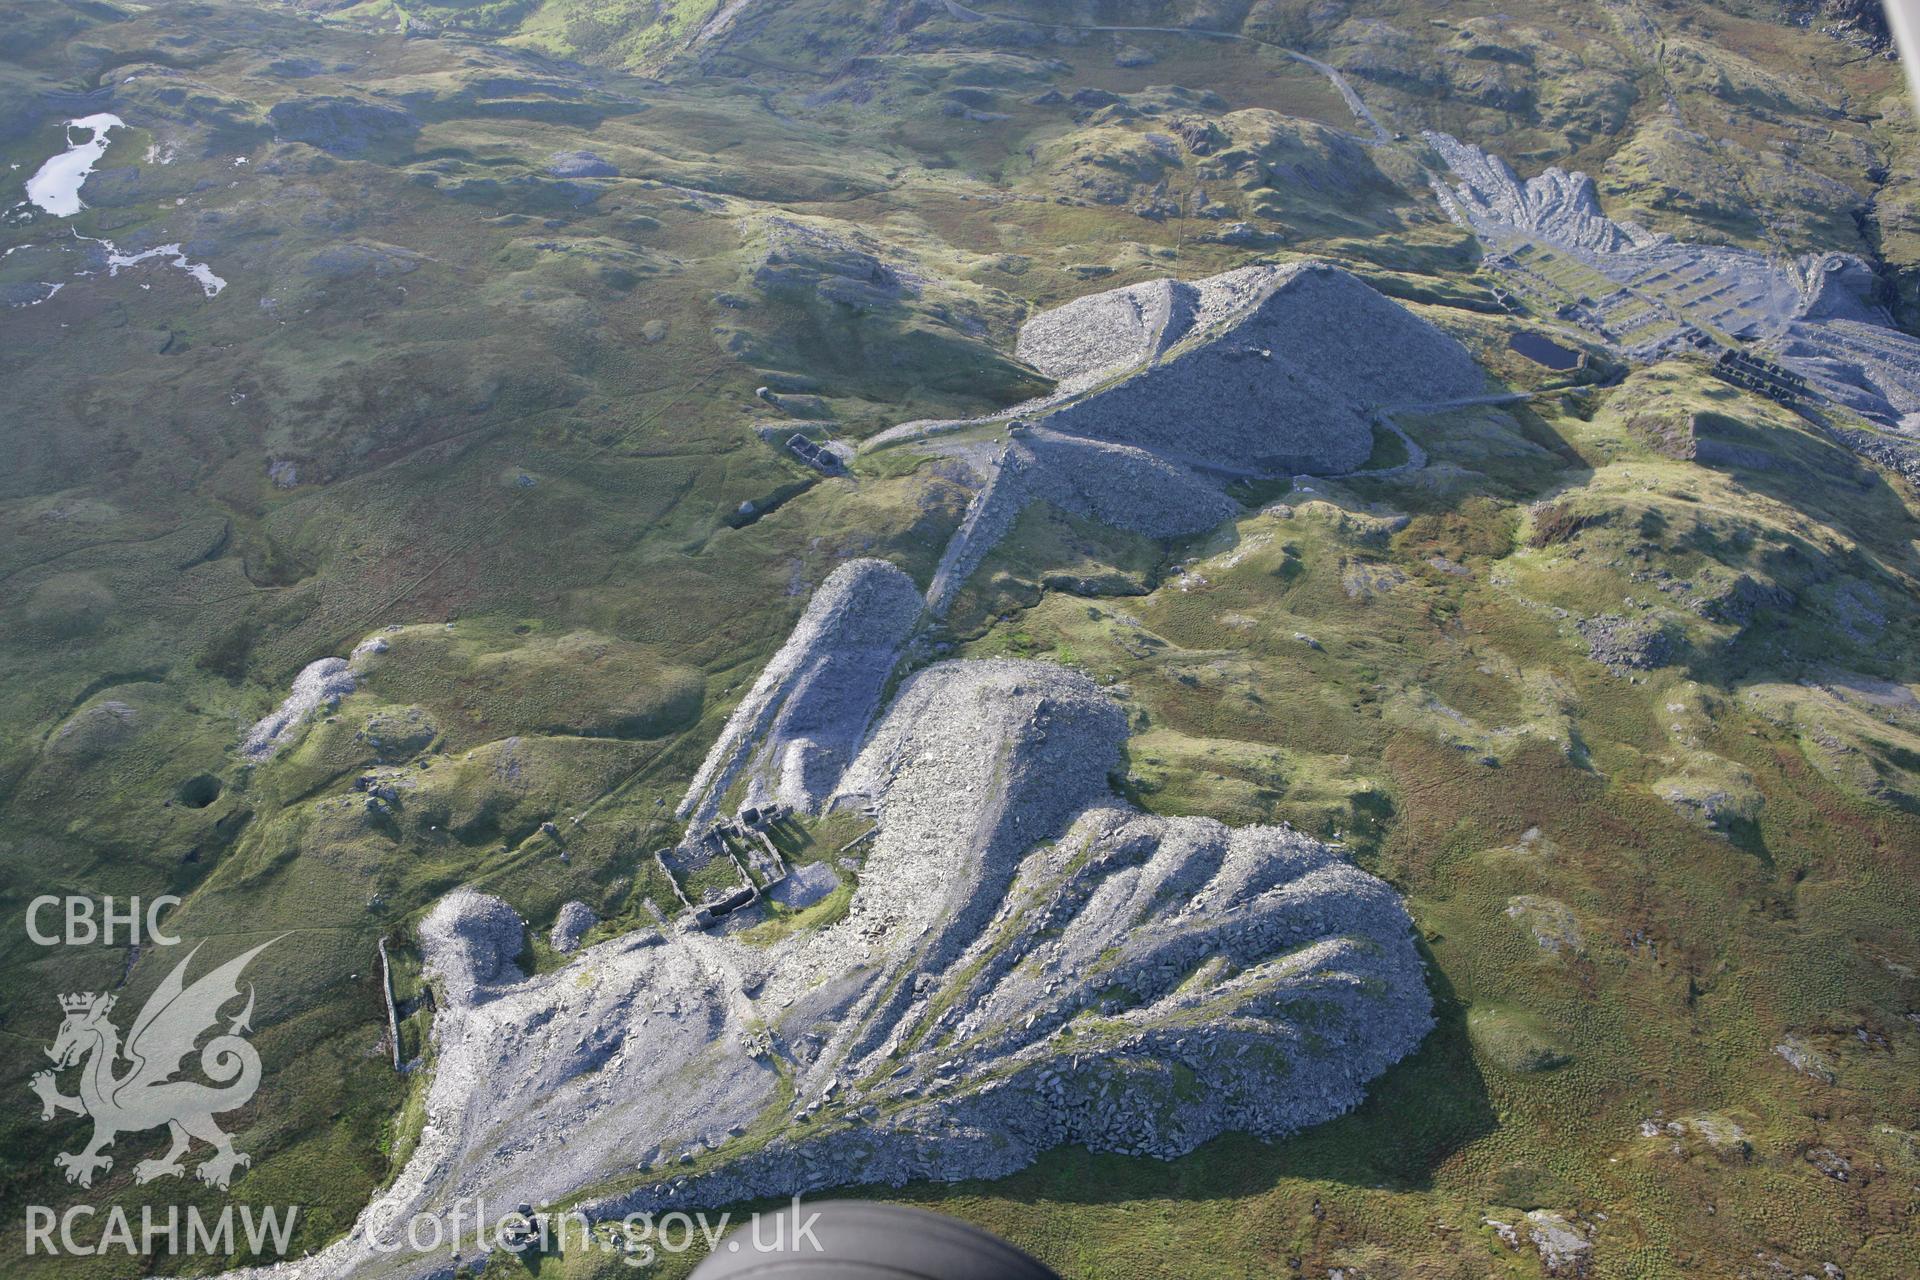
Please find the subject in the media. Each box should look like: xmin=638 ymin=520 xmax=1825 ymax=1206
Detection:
xmin=936 ymin=0 xmax=1393 ymax=143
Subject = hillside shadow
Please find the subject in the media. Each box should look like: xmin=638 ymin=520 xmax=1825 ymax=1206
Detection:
xmin=1355 ymin=395 xmax=1590 ymax=515
xmin=1693 ymin=409 xmax=1916 ymax=559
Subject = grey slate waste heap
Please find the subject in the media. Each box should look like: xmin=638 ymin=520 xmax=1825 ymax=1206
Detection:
xmin=548 ymin=900 xmax=597 ymax=953
xmin=243 ymin=650 xmax=1432 ymax=1280
xmin=677 ymin=557 xmax=924 ymax=824
xmin=1034 ymin=262 xmax=1485 ymax=475
xmin=905 ymin=261 xmax=1485 ymax=613
xmin=867 ymin=259 xmax=1486 ymax=472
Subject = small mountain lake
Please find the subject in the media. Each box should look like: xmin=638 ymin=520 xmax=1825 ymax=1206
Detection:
xmin=25 ymin=114 xmax=124 ymax=217
xmin=1508 ymin=331 xmax=1582 ymax=370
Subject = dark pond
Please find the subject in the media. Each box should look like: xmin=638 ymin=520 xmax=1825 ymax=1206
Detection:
xmin=1508 ymin=331 xmax=1582 ymax=370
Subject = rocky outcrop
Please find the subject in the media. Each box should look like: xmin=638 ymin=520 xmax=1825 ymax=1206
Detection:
xmin=750 ymin=216 xmax=917 ymax=309
xmin=735 ymin=213 xmax=1045 ymax=402
xmin=545 ymin=149 xmax=617 ymax=178
xmin=301 ymin=242 xmax=425 ymax=280
xmin=1577 ymin=613 xmax=1678 ymax=673
xmin=1786 ymin=0 xmax=1889 ymax=48
xmin=269 ymin=95 xmax=419 ymax=153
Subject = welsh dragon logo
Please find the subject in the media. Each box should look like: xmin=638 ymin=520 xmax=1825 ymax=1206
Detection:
xmin=29 ymin=939 xmax=277 ymax=1191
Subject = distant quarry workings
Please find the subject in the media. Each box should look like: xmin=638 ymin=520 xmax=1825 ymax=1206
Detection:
xmin=1428 ymin=131 xmax=1920 ymax=437
xmin=933 ymin=0 xmax=1920 ymax=450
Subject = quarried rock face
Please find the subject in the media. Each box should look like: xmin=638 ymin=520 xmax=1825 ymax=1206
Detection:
xmin=1429 ymin=129 xmax=1920 ymax=432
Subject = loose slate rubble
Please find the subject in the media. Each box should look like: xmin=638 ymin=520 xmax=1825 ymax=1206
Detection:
xmin=870 ymin=259 xmax=1481 ymax=461
xmin=910 ymin=261 xmax=1482 ymax=611
xmin=1013 ymin=275 xmax=1203 ymax=392
xmin=238 ymin=631 xmax=391 ymax=760
xmin=1017 ymin=428 xmax=1238 ymax=533
xmin=677 ymin=557 xmax=924 ymax=823
xmin=1429 ymin=130 xmax=1920 ymax=433
xmin=239 ymin=658 xmax=356 ymax=761
xmin=1036 ymin=262 xmax=1484 ymax=473
xmin=926 ymin=426 xmax=1240 ymax=613
xmin=768 ymin=859 xmax=840 ymax=908
xmin=248 ymin=661 xmax=1431 ymax=1280
xmin=548 ymin=900 xmax=597 ymax=953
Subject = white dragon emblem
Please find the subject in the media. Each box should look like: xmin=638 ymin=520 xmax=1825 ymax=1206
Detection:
xmin=29 ymin=939 xmax=277 ymax=1191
